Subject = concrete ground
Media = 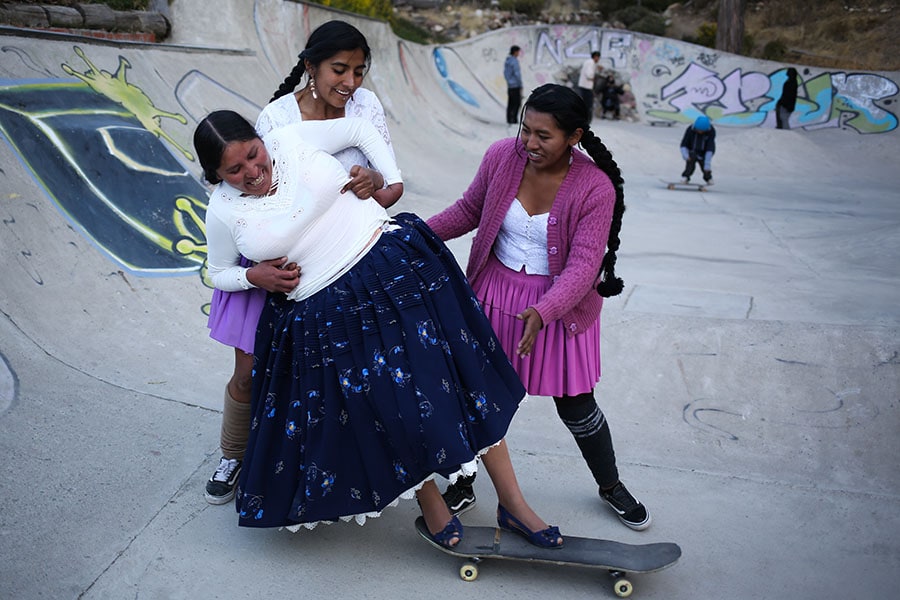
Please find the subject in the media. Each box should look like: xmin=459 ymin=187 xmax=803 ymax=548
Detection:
xmin=1 ymin=2 xmax=898 ymax=599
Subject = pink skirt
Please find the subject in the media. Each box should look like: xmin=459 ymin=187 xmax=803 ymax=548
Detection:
xmin=471 ymin=253 xmax=601 ymax=397
xmin=207 ymin=287 xmax=267 ymax=354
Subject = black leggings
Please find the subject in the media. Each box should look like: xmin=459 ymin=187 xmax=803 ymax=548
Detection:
xmin=453 ymin=392 xmax=619 ymax=491
xmin=554 ymin=392 xmax=619 ymax=490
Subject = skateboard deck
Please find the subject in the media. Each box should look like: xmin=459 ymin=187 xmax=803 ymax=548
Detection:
xmin=661 ymin=179 xmax=712 ymax=192
xmin=415 ymin=517 xmax=680 ymax=597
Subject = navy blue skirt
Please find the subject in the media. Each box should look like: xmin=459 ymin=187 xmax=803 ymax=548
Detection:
xmin=237 ymin=213 xmax=525 ymax=528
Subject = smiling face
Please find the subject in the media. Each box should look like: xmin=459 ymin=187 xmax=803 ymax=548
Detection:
xmin=308 ymin=48 xmax=367 ymax=109
xmin=520 ymin=108 xmax=582 ymax=171
xmin=215 ymin=138 xmax=272 ymax=196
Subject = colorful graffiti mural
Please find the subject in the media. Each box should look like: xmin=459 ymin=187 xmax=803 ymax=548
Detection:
xmin=646 ymin=61 xmax=898 ymax=133
xmin=0 ymin=46 xmax=211 ymax=285
xmin=432 ymin=26 xmax=898 ymax=134
xmin=625 ymin=28 xmax=896 ymax=134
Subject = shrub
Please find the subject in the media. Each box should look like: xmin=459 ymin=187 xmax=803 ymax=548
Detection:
xmin=630 ymin=13 xmax=667 ymax=37
xmin=612 ymin=6 xmax=652 ymax=27
xmin=498 ymin=0 xmax=546 ymax=19
xmin=694 ymin=22 xmax=717 ymax=48
xmin=762 ymin=39 xmax=787 ymax=61
xmin=390 ymin=15 xmax=450 ymax=45
xmin=306 ymin=0 xmax=392 ymax=21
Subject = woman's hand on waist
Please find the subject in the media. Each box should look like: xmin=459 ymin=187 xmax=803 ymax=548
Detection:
xmin=247 ymin=257 xmax=301 ymax=293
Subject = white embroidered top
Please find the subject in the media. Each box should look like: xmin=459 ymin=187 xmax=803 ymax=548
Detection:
xmin=205 ymin=118 xmax=402 ymax=301
xmin=255 ymin=87 xmax=396 ymax=176
xmin=493 ymin=198 xmax=551 ymax=275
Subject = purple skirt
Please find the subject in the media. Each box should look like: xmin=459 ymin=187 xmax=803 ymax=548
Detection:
xmin=207 ymin=257 xmax=267 ymax=354
xmin=472 ymin=252 xmax=601 ymax=397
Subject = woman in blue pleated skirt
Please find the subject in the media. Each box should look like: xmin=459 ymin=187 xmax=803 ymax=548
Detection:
xmin=196 ymin=110 xmax=562 ymax=548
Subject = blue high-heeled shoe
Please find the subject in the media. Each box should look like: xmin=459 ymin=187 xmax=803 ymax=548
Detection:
xmin=497 ymin=504 xmax=563 ymax=548
xmin=426 ymin=515 xmax=463 ymax=549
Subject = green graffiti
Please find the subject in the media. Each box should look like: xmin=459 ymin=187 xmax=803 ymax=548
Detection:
xmin=61 ymin=46 xmax=194 ymax=161
xmin=172 ymin=194 xmax=211 ymax=287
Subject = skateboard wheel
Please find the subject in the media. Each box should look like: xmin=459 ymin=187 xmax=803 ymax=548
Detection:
xmin=613 ymin=578 xmax=633 ymax=597
xmin=667 ymin=183 xmax=675 ymax=190
xmin=459 ymin=563 xmax=478 ymax=581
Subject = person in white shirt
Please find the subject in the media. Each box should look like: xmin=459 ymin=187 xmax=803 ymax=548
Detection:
xmin=576 ymin=51 xmax=602 ymax=114
xmin=193 ymin=110 xmax=562 ymax=549
xmin=203 ymin=20 xmax=403 ymax=507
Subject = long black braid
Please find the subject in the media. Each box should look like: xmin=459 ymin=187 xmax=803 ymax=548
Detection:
xmin=523 ymin=84 xmax=626 ymax=297
xmin=268 ymin=20 xmax=372 ymax=103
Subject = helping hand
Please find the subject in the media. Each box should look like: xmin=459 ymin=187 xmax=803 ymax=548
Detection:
xmin=247 ymin=257 xmax=301 ymax=293
xmin=515 ymin=307 xmax=544 ymax=358
xmin=340 ymin=165 xmax=381 ymax=199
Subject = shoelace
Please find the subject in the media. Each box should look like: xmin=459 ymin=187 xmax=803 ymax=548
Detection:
xmin=213 ymin=459 xmax=238 ymax=482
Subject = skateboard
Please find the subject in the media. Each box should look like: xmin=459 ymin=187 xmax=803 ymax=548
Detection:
xmin=415 ymin=517 xmax=681 ymax=597
xmin=661 ymin=179 xmax=713 ymax=192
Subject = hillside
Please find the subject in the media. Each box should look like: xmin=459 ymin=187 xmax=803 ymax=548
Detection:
xmin=397 ymin=0 xmax=899 ymax=72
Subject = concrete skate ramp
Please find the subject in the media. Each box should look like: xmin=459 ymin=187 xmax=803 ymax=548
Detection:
xmin=0 ymin=2 xmax=898 ymax=599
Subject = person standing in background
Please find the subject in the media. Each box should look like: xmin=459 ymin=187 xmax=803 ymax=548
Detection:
xmin=504 ymin=45 xmax=523 ymax=128
xmin=775 ymin=67 xmax=799 ymax=130
xmin=577 ymin=51 xmax=602 ymax=115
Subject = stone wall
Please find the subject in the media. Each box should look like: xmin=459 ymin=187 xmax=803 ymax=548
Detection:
xmin=0 ymin=2 xmax=170 ymax=41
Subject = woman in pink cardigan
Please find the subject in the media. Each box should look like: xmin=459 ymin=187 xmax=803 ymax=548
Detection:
xmin=427 ymin=84 xmax=650 ymax=531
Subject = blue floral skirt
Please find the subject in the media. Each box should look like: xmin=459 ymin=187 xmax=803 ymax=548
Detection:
xmin=236 ymin=213 xmax=525 ymax=529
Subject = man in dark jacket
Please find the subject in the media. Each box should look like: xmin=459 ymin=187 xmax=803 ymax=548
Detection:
xmin=776 ymin=67 xmax=799 ymax=129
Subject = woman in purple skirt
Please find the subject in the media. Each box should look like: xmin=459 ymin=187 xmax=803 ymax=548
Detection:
xmin=428 ymin=84 xmax=651 ymax=531
xmin=203 ymin=21 xmax=401 ymax=506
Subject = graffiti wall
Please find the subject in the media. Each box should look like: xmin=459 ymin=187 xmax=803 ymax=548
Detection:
xmin=1 ymin=2 xmax=897 ymax=320
xmin=428 ymin=24 xmax=898 ymax=135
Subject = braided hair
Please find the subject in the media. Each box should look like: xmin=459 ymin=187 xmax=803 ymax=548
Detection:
xmin=269 ymin=20 xmax=372 ymax=103
xmin=522 ymin=83 xmax=626 ymax=297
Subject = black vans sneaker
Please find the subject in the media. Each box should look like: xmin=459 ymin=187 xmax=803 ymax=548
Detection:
xmin=442 ymin=475 xmax=477 ymax=516
xmin=600 ymin=481 xmax=651 ymax=531
xmin=205 ymin=457 xmax=241 ymax=505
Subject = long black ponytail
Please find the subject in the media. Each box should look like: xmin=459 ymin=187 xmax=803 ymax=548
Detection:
xmin=523 ymin=84 xmax=626 ymax=297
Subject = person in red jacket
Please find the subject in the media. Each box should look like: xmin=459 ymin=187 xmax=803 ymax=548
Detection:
xmin=428 ymin=84 xmax=650 ymax=531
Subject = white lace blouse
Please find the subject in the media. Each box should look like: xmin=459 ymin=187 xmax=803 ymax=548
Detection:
xmin=493 ymin=199 xmax=551 ymax=275
xmin=205 ymin=118 xmax=402 ymax=301
xmin=255 ymin=87 xmax=396 ymax=177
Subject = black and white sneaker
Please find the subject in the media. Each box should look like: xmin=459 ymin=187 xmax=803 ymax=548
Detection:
xmin=600 ymin=481 xmax=651 ymax=531
xmin=205 ymin=457 xmax=241 ymax=505
xmin=442 ymin=475 xmax=477 ymax=516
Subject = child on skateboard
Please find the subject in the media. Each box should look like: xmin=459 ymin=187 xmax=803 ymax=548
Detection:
xmin=680 ymin=115 xmax=716 ymax=185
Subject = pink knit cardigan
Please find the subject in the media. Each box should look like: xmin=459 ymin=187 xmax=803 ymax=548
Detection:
xmin=427 ymin=137 xmax=616 ymax=336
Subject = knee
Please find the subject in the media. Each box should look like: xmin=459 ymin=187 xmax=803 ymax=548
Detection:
xmin=553 ymin=392 xmax=599 ymax=419
xmin=231 ymin=373 xmax=253 ymax=396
